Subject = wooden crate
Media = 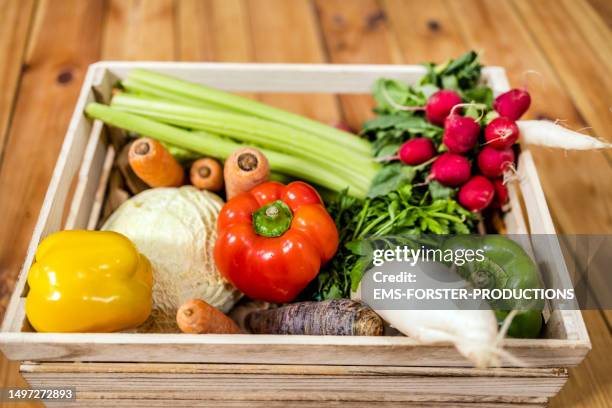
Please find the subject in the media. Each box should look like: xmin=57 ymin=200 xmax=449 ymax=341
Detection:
xmin=0 ymin=63 xmax=590 ymax=406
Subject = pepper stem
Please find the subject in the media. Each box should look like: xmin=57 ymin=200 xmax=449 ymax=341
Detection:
xmin=252 ymin=200 xmax=293 ymax=237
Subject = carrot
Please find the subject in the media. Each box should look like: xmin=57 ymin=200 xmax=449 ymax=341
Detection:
xmin=245 ymin=299 xmax=383 ymax=336
xmin=190 ymin=158 xmax=223 ymax=192
xmin=176 ymin=299 xmax=241 ymax=334
xmin=128 ymin=137 xmax=185 ymax=187
xmin=224 ymin=147 xmax=270 ymax=199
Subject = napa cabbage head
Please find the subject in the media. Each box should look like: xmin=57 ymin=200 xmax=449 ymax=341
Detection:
xmin=103 ymin=186 xmax=241 ymax=332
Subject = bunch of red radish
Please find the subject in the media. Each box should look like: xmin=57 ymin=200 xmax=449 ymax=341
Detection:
xmin=397 ymin=87 xmax=531 ymax=212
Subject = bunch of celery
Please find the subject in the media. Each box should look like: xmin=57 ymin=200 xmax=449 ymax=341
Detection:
xmin=85 ymin=69 xmax=378 ymax=197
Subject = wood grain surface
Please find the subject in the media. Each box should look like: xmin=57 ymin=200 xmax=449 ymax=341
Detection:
xmin=0 ymin=0 xmax=609 ymax=407
xmin=0 ymin=0 xmax=35 ymax=162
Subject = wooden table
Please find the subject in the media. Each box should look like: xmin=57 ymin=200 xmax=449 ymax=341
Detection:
xmin=0 ymin=0 xmax=609 ymax=407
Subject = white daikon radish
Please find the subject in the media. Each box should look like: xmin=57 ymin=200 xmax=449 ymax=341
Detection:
xmin=373 ymin=309 xmax=518 ymax=368
xmin=353 ymin=261 xmax=521 ymax=368
xmin=518 ymin=120 xmax=612 ymax=150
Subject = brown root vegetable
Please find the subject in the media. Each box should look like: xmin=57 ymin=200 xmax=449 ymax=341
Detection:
xmin=176 ymin=299 xmax=241 ymax=334
xmin=190 ymin=158 xmax=224 ymax=192
xmin=224 ymin=147 xmax=270 ymax=199
xmin=128 ymin=137 xmax=185 ymax=188
xmin=245 ymin=299 xmax=383 ymax=336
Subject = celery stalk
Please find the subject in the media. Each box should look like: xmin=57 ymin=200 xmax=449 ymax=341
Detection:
xmin=128 ymin=109 xmax=372 ymax=187
xmin=161 ymin=142 xmax=200 ymax=162
xmin=121 ymin=78 xmax=229 ymax=111
xmin=111 ymin=93 xmax=373 ymax=160
xmin=85 ymin=103 xmax=367 ymax=197
xmin=264 ymin=150 xmax=365 ymax=197
xmin=86 ymin=104 xmax=237 ymax=157
xmin=111 ymin=94 xmax=376 ymax=185
xmin=128 ymin=69 xmax=372 ymax=155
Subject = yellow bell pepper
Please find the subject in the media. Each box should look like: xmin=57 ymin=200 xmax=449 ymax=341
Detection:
xmin=26 ymin=230 xmax=153 ymax=332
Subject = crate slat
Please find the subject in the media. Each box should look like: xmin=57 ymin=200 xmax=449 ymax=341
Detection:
xmin=18 ymin=362 xmax=568 ymax=377
xmin=28 ymin=397 xmax=549 ymax=408
xmin=22 ymin=362 xmax=564 ymax=404
xmin=64 ymin=120 xmax=107 ymax=230
xmin=0 ymin=332 xmax=590 ymax=367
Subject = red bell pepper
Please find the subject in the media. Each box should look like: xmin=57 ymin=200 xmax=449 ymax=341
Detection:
xmin=214 ymin=181 xmax=339 ymax=303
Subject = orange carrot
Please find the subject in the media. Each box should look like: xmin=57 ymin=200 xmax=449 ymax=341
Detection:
xmin=190 ymin=158 xmax=224 ymax=192
xmin=224 ymin=147 xmax=270 ymax=200
xmin=128 ymin=137 xmax=185 ymax=187
xmin=176 ymin=299 xmax=241 ymax=334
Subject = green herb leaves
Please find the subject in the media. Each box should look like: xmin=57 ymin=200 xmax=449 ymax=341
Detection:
xmin=420 ymin=50 xmax=482 ymax=92
xmin=428 ymin=181 xmax=455 ymax=200
xmin=313 ymin=186 xmax=474 ymax=299
xmin=367 ymin=163 xmax=415 ymax=198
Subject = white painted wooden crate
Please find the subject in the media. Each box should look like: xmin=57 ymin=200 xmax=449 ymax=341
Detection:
xmin=0 ymin=62 xmax=591 ymax=406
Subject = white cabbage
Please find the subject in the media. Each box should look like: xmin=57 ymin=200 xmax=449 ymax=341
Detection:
xmin=103 ymin=186 xmax=241 ymax=332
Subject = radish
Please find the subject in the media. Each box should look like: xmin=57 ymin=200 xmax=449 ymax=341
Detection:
xmin=477 ymin=146 xmax=515 ymax=178
xmin=517 ymin=120 xmax=612 ymax=150
xmin=494 ymin=88 xmax=531 ymax=120
xmin=399 ymin=138 xmax=436 ymax=165
xmin=381 ymin=88 xmax=461 ymax=126
xmin=430 ymin=153 xmax=471 ymax=187
xmin=491 ymin=178 xmax=509 ymax=209
xmin=458 ymin=176 xmax=495 ymax=212
xmin=425 ymin=90 xmax=462 ymax=126
xmin=485 ymin=117 xmax=519 ymax=149
xmin=442 ymin=104 xmax=481 ymax=154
